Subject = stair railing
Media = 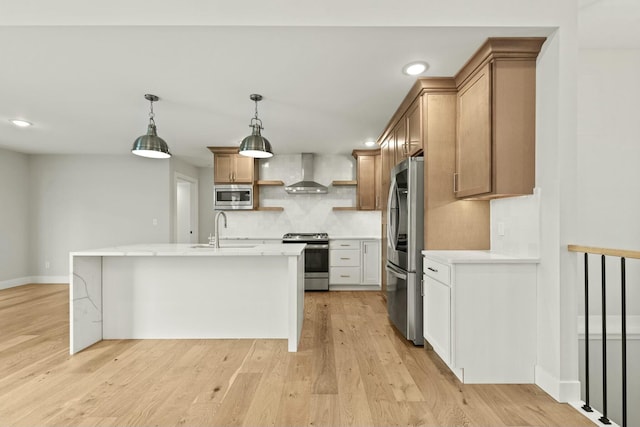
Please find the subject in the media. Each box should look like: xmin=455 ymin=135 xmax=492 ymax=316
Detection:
xmin=568 ymin=245 xmax=639 ymax=427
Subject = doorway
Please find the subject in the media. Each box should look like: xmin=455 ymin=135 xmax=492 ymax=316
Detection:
xmin=174 ymin=173 xmax=198 ymax=243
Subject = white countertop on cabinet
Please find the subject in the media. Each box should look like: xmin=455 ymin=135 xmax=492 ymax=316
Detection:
xmin=330 ymin=236 xmax=381 ymax=240
xmin=71 ymin=243 xmax=305 ymax=257
xmin=422 ymin=250 xmax=539 ymax=264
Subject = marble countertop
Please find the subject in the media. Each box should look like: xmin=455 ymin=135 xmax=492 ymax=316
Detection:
xmin=422 ymin=250 xmax=539 ymax=264
xmin=71 ymin=243 xmax=306 ymax=257
xmin=219 ymin=237 xmax=282 ymax=240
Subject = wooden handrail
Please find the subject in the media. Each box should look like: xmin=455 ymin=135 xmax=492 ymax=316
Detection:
xmin=568 ymin=245 xmax=640 ymax=260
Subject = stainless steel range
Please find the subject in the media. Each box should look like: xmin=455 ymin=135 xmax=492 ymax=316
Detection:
xmin=282 ymin=233 xmax=329 ymax=291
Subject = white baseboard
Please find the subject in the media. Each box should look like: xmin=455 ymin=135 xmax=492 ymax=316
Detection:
xmin=329 ymin=284 xmax=381 ymax=291
xmin=535 ymin=364 xmax=581 ymax=402
xmin=0 ymin=276 xmax=69 ymax=290
xmin=33 ymin=276 xmax=69 ymax=284
xmin=0 ymin=276 xmax=33 ymax=290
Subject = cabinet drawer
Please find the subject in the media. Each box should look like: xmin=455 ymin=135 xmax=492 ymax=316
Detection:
xmin=423 ymin=257 xmax=451 ymax=285
xmin=330 ymin=250 xmax=360 ymax=267
xmin=330 ymin=267 xmax=360 ymax=284
xmin=330 ymin=240 xmax=360 ymax=250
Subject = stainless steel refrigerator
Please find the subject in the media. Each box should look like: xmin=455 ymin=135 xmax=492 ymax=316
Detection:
xmin=386 ymin=157 xmax=424 ymax=345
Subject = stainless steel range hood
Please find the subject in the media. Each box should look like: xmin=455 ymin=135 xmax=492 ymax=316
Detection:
xmin=285 ymin=153 xmax=328 ymax=194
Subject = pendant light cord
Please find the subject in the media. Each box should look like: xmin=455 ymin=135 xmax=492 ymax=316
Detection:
xmin=250 ymin=99 xmax=263 ymax=129
xmin=148 ymin=99 xmax=156 ymax=125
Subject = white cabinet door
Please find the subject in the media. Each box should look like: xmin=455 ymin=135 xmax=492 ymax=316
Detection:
xmin=424 ymin=275 xmax=451 ymax=365
xmin=361 ymin=240 xmax=380 ymax=284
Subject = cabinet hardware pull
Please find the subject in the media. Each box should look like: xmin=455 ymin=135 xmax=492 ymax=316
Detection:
xmin=453 ymin=173 xmax=458 ymax=193
xmin=421 ymin=279 xmax=424 ymax=297
xmin=340 ymin=244 xmax=349 ymax=247
xmin=428 ymin=267 xmax=438 ymax=272
xmin=340 ymin=257 xmax=350 ymax=260
xmin=340 ymin=275 xmax=350 ymax=278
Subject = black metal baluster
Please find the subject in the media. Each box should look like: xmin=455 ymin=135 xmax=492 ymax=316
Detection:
xmin=621 ymin=257 xmax=627 ymax=427
xmin=599 ymin=255 xmax=611 ymax=425
xmin=582 ymin=253 xmax=593 ymax=412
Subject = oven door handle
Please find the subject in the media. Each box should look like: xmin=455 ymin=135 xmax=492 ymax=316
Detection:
xmin=305 ymin=244 xmax=329 ymax=249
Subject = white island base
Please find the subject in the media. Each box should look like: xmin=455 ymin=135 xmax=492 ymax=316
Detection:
xmin=70 ymin=244 xmax=305 ymax=354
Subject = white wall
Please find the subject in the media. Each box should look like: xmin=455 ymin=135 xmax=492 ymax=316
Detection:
xmin=199 ymin=154 xmax=380 ymax=241
xmin=577 ymin=49 xmax=640 ymax=315
xmin=489 ymin=28 xmax=581 ymax=401
xmin=28 ymin=155 xmax=171 ymax=278
xmin=0 ymin=147 xmax=30 ymax=287
xmin=573 ymin=49 xmax=640 ymax=423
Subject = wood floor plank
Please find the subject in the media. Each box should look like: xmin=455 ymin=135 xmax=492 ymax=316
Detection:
xmin=0 ymin=284 xmax=594 ymax=427
xmin=209 ymin=372 xmax=262 ymax=426
xmin=331 ymin=313 xmax=375 ymax=426
xmin=170 ymin=340 xmax=255 ymax=426
xmin=311 ymin=302 xmax=338 ymax=395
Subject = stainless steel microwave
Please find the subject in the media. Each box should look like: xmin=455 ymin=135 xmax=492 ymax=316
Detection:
xmin=214 ymin=184 xmax=253 ymax=210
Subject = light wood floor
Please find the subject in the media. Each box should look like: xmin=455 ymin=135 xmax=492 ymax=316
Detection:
xmin=0 ymin=284 xmax=593 ymax=427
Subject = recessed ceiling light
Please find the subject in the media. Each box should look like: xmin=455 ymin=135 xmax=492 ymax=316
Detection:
xmin=10 ymin=119 xmax=32 ymax=128
xmin=402 ymin=61 xmax=429 ymax=76
xmin=364 ymin=140 xmax=377 ymax=147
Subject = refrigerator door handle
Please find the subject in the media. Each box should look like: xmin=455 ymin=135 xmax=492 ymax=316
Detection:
xmin=387 ymin=178 xmax=398 ymax=252
xmin=385 ymin=263 xmax=407 ymax=280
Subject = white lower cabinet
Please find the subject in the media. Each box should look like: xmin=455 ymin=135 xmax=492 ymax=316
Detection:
xmin=361 ymin=240 xmax=380 ymax=284
xmin=330 ymin=239 xmax=380 ymax=289
xmin=423 ymin=276 xmax=451 ymax=365
xmin=423 ymin=252 xmax=537 ymax=384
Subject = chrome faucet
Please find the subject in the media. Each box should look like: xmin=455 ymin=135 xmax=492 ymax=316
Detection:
xmin=213 ymin=211 xmax=228 ymax=248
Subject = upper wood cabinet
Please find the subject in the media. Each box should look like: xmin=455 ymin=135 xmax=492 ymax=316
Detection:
xmin=352 ymin=149 xmax=381 ymax=211
xmin=376 ymin=77 xmax=495 ymax=251
xmin=454 ymin=38 xmax=544 ymax=199
xmin=455 ymin=63 xmax=492 ymax=197
xmin=393 ymin=120 xmax=407 ymax=164
xmin=406 ymin=98 xmax=423 ymax=157
xmin=380 ymin=139 xmax=393 ymax=222
xmin=208 ymin=147 xmax=256 ymax=184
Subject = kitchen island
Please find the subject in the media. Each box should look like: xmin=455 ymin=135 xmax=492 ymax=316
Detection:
xmin=70 ymin=243 xmax=305 ymax=354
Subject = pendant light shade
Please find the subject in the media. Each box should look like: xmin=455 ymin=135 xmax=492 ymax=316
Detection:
xmin=239 ymin=94 xmax=273 ymax=158
xmin=132 ymin=94 xmax=171 ymax=159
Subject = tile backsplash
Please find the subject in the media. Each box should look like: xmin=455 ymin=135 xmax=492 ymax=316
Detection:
xmin=490 ymin=187 xmax=541 ymax=257
xmin=199 ymin=154 xmax=381 ymax=240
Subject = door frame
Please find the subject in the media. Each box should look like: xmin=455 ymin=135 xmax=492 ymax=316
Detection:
xmin=173 ymin=172 xmax=199 ymax=244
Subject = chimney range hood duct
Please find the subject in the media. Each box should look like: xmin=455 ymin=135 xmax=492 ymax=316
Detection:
xmin=285 ymin=153 xmax=328 ymax=194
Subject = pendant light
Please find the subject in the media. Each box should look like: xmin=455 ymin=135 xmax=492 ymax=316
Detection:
xmin=239 ymin=94 xmax=273 ymax=158
xmin=132 ymin=94 xmax=171 ymax=159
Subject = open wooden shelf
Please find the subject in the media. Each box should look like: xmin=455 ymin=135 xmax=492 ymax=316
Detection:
xmin=256 ymin=180 xmax=284 ymax=186
xmin=332 ymin=180 xmax=357 ymax=186
xmin=255 ymin=206 xmax=284 ymax=211
xmin=332 ymin=207 xmax=358 ymax=211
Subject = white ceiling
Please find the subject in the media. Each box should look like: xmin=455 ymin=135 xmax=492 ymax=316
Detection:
xmin=0 ymin=1 xmax=638 ymax=167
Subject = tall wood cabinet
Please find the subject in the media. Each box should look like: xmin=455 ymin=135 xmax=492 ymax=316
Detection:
xmin=377 ymin=78 xmax=491 ymax=253
xmin=454 ymin=38 xmax=544 ymax=199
